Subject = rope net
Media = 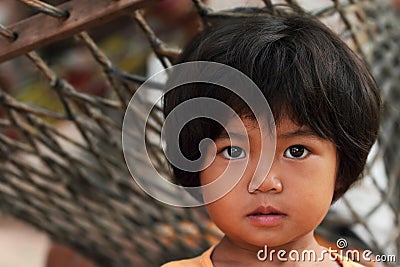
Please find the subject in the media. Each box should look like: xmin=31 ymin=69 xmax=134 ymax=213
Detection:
xmin=0 ymin=0 xmax=398 ymax=266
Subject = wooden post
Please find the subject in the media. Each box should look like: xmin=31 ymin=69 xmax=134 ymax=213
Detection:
xmin=0 ymin=0 xmax=160 ymax=63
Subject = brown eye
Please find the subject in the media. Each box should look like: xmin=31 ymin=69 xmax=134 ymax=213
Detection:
xmin=284 ymin=145 xmax=309 ymax=159
xmin=222 ymin=146 xmax=246 ymax=159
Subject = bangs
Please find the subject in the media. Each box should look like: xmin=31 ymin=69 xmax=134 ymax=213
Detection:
xmin=243 ymin=38 xmax=336 ymax=141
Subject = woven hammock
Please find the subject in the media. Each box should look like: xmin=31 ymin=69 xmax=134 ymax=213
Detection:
xmin=0 ymin=0 xmax=398 ymax=266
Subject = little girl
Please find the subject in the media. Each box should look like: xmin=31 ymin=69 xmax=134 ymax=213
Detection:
xmin=161 ymin=12 xmax=381 ymax=267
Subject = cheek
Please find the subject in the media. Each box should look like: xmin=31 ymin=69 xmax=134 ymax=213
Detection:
xmin=284 ymin=176 xmax=334 ymax=232
xmin=204 ymin=185 xmax=249 ymax=238
xmin=200 ymin=151 xmax=228 ymax=185
xmin=200 ymin=159 xmax=248 ymax=186
xmin=298 ymin=167 xmax=336 ymax=203
xmin=204 ymin=198 xmax=235 ymax=233
xmin=284 ymin=158 xmax=336 ymax=219
xmin=200 ymin=160 xmax=247 ymax=205
xmin=200 ymin=165 xmax=222 ymax=186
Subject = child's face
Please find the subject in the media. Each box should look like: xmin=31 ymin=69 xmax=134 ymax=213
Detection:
xmin=200 ymin=116 xmax=337 ymax=250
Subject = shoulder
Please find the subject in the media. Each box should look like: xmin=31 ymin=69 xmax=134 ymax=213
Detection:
xmin=161 ymin=245 xmax=215 ymax=267
xmin=161 ymin=254 xmax=202 ymax=267
xmin=340 ymin=259 xmax=366 ymax=267
xmin=333 ymin=253 xmax=366 ymax=267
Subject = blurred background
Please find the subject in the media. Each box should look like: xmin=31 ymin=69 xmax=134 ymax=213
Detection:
xmin=0 ymin=0 xmax=399 ymax=266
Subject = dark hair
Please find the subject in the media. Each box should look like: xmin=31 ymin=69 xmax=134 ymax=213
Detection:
xmin=163 ymin=13 xmax=381 ymax=202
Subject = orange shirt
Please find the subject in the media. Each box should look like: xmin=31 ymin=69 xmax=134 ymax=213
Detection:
xmin=161 ymin=246 xmax=214 ymax=267
xmin=161 ymin=245 xmax=366 ymax=267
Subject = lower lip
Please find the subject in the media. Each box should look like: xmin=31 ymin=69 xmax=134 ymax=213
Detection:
xmin=246 ymin=214 xmax=286 ymax=227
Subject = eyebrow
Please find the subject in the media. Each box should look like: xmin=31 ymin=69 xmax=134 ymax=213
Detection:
xmin=216 ymin=128 xmax=320 ymax=140
xmin=216 ymin=131 xmax=248 ymax=140
xmin=278 ymin=129 xmax=320 ymax=139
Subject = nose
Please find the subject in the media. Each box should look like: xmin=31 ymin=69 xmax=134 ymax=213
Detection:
xmin=248 ymin=159 xmax=283 ymax=193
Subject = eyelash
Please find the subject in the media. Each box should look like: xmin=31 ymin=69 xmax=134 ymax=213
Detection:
xmin=218 ymin=145 xmax=310 ymax=160
xmin=220 ymin=146 xmax=246 ymax=160
xmin=283 ymin=145 xmax=310 ymax=159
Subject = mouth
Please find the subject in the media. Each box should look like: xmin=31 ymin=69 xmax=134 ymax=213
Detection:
xmin=246 ymin=206 xmax=287 ymax=226
xmin=247 ymin=206 xmax=286 ymax=216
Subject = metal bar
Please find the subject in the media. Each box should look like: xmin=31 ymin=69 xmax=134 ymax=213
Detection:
xmin=17 ymin=0 xmax=69 ymax=19
xmin=0 ymin=0 xmax=160 ymax=63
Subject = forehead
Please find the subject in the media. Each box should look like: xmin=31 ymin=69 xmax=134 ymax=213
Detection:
xmin=223 ymin=115 xmax=309 ymax=135
xmin=222 ymin=116 xmax=262 ymax=137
